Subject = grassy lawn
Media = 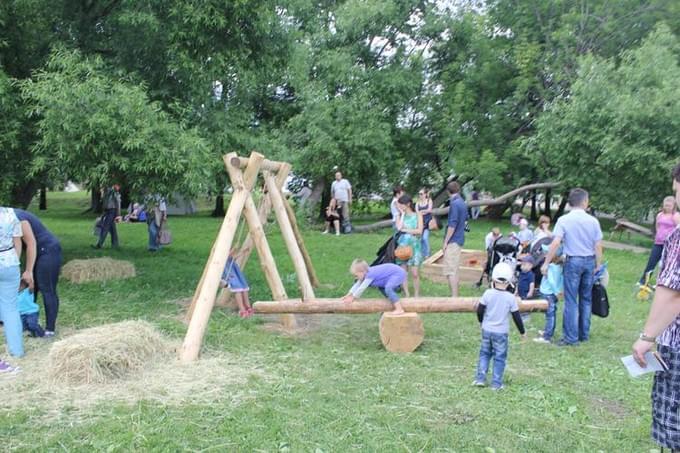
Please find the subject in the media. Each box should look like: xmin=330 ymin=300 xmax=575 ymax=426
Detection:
xmin=0 ymin=192 xmax=658 ymax=452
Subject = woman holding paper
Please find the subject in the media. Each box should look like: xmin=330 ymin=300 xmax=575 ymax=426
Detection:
xmin=633 ymin=161 xmax=680 ymax=451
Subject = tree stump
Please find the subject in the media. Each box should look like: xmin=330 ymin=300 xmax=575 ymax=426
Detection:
xmin=378 ymin=312 xmax=424 ymax=353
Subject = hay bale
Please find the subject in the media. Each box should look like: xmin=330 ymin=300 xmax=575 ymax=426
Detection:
xmin=62 ymin=257 xmax=136 ymax=283
xmin=47 ymin=321 xmax=169 ymax=384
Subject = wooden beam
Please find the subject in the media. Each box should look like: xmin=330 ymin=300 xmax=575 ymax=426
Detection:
xmin=179 ymin=152 xmax=262 ymax=362
xmin=230 ymin=155 xmax=284 ymax=173
xmin=264 ymin=171 xmax=316 ymax=301
xmin=253 ymin=298 xmax=548 ymax=314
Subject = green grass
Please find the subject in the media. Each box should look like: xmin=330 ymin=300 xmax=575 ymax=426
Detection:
xmin=1 ymin=192 xmax=658 ymax=451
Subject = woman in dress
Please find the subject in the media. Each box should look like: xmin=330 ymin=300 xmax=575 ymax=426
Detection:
xmin=633 ymin=162 xmax=680 ymax=452
xmin=639 ymin=196 xmax=680 ymax=285
xmin=416 ymin=188 xmax=433 ymax=258
xmin=0 ymin=207 xmax=25 ymax=368
xmin=395 ymin=194 xmax=423 ymax=298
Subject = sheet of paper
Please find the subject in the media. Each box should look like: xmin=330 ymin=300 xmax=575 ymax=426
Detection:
xmin=621 ymin=353 xmax=665 ymax=378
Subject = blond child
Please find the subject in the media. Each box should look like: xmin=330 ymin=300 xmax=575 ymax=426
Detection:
xmin=342 ymin=260 xmax=407 ymax=315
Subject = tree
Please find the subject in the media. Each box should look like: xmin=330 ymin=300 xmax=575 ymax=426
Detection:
xmin=21 ymin=49 xmax=211 ymax=200
xmin=525 ymin=24 xmax=680 ymax=217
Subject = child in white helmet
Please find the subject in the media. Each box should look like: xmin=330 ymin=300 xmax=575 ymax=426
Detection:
xmin=473 ymin=262 xmax=527 ymax=390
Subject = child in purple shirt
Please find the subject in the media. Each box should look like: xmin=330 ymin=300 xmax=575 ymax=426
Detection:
xmin=342 ymin=260 xmax=407 ymax=314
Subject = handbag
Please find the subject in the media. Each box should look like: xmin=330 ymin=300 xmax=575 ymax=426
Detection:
xmin=158 ymin=221 xmax=172 ymax=245
xmin=591 ymin=281 xmax=609 ymax=318
xmin=394 ymin=245 xmax=413 ymax=261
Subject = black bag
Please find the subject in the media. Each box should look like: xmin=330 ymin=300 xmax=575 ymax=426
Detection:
xmin=591 ymin=282 xmax=609 ymax=318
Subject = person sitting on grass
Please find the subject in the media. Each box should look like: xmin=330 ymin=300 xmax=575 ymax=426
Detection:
xmin=474 ymin=262 xmax=527 ymax=390
xmin=220 ymin=251 xmax=253 ymax=318
xmin=534 ymin=246 xmax=564 ymax=344
xmin=322 ymin=198 xmax=341 ymax=236
xmin=17 ymin=280 xmax=45 ymax=338
xmin=342 ymin=260 xmax=407 ymax=315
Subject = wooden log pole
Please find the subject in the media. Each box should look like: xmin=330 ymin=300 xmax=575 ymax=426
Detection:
xmin=253 ymin=298 xmax=548 ymax=314
xmin=278 ymin=165 xmax=320 ymax=288
xmin=231 ymin=155 xmax=284 ymax=173
xmin=264 ymin=171 xmax=316 ymax=301
xmin=379 ymin=312 xmax=424 ymax=353
xmin=179 ymin=153 xmax=262 ymax=362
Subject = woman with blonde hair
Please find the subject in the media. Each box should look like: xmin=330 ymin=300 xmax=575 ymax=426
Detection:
xmin=639 ymin=195 xmax=680 ymax=285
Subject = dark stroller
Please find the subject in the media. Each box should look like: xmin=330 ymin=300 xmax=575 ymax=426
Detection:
xmin=477 ymin=235 xmax=521 ymax=287
xmin=372 ymin=232 xmax=404 ymax=266
xmin=529 ymin=236 xmax=555 ymax=289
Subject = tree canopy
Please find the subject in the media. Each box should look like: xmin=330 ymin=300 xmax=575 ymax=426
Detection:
xmin=0 ymin=0 xmax=678 ymax=218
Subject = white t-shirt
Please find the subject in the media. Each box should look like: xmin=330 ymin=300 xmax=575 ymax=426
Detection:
xmin=480 ymin=288 xmax=519 ymax=334
xmin=331 ymin=179 xmax=352 ymax=202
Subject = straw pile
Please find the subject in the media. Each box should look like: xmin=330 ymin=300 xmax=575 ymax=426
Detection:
xmin=62 ymin=257 xmax=136 ymax=283
xmin=47 ymin=320 xmax=168 ymax=384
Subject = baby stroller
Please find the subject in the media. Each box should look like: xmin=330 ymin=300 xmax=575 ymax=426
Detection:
xmin=528 ymin=236 xmax=554 ymax=288
xmin=477 ymin=235 xmax=521 ymax=287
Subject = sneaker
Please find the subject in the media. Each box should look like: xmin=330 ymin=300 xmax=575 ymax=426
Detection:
xmin=491 ymin=385 xmax=504 ymax=391
xmin=90 ymin=244 xmax=101 ymax=249
xmin=556 ymin=339 xmax=577 ymax=347
xmin=44 ymin=331 xmax=55 ymax=338
xmin=0 ymin=360 xmax=20 ymax=374
xmin=472 ymin=380 xmax=486 ymax=387
xmin=537 ymin=330 xmax=545 ymax=337
xmin=533 ymin=337 xmax=551 ymax=344
xmin=336 ymin=232 xmax=340 ymax=236
xmin=321 ymin=231 xmax=329 ymax=235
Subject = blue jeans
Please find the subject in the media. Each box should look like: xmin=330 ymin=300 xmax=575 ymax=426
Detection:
xmin=97 ymin=209 xmax=119 ymax=247
xmin=475 ymin=330 xmax=508 ymax=388
xmin=35 ymin=244 xmax=62 ymax=331
xmin=541 ymin=293 xmax=558 ymax=340
xmin=22 ymin=312 xmax=45 ymax=337
xmin=421 ymin=228 xmax=431 ymax=258
xmin=148 ymin=221 xmax=160 ymax=251
xmin=640 ymin=243 xmax=664 ymax=284
xmin=562 ymin=256 xmax=595 ymax=344
xmin=0 ymin=265 xmax=24 ymax=357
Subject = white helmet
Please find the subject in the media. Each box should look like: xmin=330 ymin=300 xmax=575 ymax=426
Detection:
xmin=491 ymin=262 xmax=514 ymax=283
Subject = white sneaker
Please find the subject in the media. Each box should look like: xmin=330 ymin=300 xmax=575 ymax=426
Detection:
xmin=322 ymin=231 xmax=329 ymax=235
xmin=533 ymin=337 xmax=551 ymax=344
xmin=472 ymin=380 xmax=486 ymax=387
xmin=336 ymin=232 xmax=340 ymax=236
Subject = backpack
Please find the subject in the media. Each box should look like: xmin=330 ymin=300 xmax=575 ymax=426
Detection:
xmin=591 ymin=281 xmax=609 ymax=318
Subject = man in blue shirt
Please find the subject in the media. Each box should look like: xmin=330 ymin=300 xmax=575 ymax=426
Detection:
xmin=542 ymin=188 xmax=603 ymax=346
xmin=442 ymin=181 xmax=468 ymax=297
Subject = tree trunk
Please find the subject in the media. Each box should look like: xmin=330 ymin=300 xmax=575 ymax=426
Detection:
xmin=543 ymin=188 xmax=552 ymax=217
xmin=308 ymin=176 xmax=327 ymax=220
xmin=10 ymin=180 xmax=39 ymax=209
xmin=120 ymin=187 xmax=131 ymax=213
xmin=530 ymin=189 xmax=537 ymax=220
xmin=486 ymin=202 xmax=512 ymax=220
xmin=554 ymin=191 xmax=569 ymax=219
xmin=90 ymin=188 xmax=103 ymax=214
xmin=39 ymin=186 xmax=47 ymax=210
xmin=212 ymin=194 xmax=225 ymax=217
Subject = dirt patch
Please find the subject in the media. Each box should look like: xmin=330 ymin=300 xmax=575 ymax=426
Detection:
xmin=591 ymin=396 xmax=628 ymax=419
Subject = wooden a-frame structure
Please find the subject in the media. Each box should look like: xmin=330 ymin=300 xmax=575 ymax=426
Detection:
xmin=179 ymin=152 xmax=318 ymax=362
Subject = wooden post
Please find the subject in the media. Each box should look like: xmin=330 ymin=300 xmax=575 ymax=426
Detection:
xmin=264 ymin=171 xmax=315 ymax=301
xmin=283 ymin=195 xmax=320 ymax=287
xmin=179 ymin=152 xmax=263 ymax=362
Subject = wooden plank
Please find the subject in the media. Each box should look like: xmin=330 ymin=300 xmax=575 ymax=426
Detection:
xmin=253 ymin=297 xmax=548 ymax=314
xmin=264 ymin=171 xmax=316 ymax=301
xmin=230 ymin=155 xmax=284 ymax=172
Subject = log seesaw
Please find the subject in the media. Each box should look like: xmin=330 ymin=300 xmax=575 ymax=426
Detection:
xmin=253 ymin=297 xmax=548 ymax=353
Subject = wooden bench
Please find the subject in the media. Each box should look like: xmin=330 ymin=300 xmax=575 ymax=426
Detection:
xmin=610 ymin=219 xmax=653 ymax=241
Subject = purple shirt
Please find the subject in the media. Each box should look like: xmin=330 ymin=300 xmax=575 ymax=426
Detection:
xmin=350 ymin=264 xmax=406 ymax=297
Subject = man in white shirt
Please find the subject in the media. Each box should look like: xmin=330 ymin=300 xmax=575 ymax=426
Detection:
xmin=331 ymin=171 xmax=352 ymax=231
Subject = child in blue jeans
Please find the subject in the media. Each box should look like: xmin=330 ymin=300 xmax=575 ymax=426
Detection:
xmin=534 ymin=248 xmax=564 ymax=344
xmin=17 ymin=281 xmax=45 ymax=337
xmin=474 ymin=262 xmax=526 ymax=390
xmin=342 ymin=260 xmax=407 ymax=314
